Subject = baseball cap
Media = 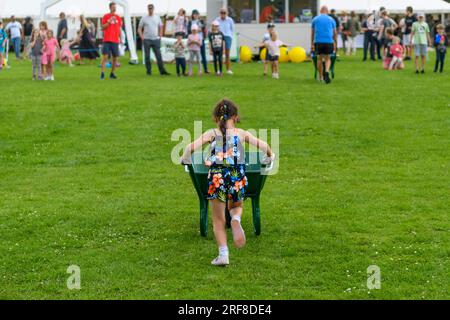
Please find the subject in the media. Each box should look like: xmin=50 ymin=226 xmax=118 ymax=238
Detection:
xmin=192 ymin=9 xmax=199 ymax=15
xmin=418 ymin=12 xmax=425 ymax=17
xmin=212 ymin=21 xmax=220 ymax=26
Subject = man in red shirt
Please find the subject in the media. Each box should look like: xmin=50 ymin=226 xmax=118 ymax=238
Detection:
xmin=101 ymin=2 xmax=122 ymax=79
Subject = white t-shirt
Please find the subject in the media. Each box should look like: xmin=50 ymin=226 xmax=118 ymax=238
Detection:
xmin=266 ymin=39 xmax=283 ymax=56
xmin=6 ymin=21 xmax=22 ymax=39
xmin=139 ymin=15 xmax=162 ymax=40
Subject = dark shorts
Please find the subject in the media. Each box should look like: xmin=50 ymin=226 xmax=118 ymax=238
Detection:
xmin=207 ymin=165 xmax=247 ymax=203
xmin=265 ymin=52 xmax=273 ymax=62
xmin=315 ymin=43 xmax=334 ymax=55
xmin=268 ymin=55 xmax=279 ymax=62
xmin=102 ymin=42 xmax=119 ymax=57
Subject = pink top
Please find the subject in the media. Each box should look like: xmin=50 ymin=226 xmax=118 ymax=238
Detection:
xmin=43 ymin=38 xmax=58 ymax=55
xmin=174 ymin=15 xmax=187 ymax=34
xmin=390 ymin=44 xmax=404 ymax=58
xmin=60 ymin=42 xmax=72 ymax=58
xmin=188 ymin=34 xmax=202 ymax=51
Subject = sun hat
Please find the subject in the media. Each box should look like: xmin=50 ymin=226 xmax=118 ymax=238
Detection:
xmin=191 ymin=24 xmax=199 ymax=31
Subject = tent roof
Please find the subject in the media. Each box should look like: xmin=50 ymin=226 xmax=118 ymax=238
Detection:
xmin=319 ymin=0 xmax=450 ymax=14
xmin=0 ymin=0 xmax=207 ymax=19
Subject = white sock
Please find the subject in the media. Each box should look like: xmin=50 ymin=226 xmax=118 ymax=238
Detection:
xmin=231 ymin=215 xmax=241 ymax=223
xmin=219 ymin=246 xmax=229 ymax=257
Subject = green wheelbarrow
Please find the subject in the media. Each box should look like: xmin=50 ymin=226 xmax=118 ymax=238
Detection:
xmin=184 ymin=152 xmax=274 ymax=237
xmin=312 ymin=52 xmax=337 ymax=80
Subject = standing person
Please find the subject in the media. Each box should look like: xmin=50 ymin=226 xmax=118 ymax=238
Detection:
xmin=100 ymin=2 xmax=122 ymax=80
xmin=311 ymin=6 xmax=337 ymax=84
xmin=340 ymin=11 xmax=349 ymax=55
xmin=23 ymin=17 xmax=33 ymax=59
xmin=411 ymin=13 xmax=431 ymax=74
xmin=362 ymin=15 xmax=373 ymax=61
xmin=377 ymin=11 xmax=398 ymax=52
xmin=29 ymin=29 xmax=43 ymax=79
xmin=344 ymin=11 xmax=360 ymax=56
xmin=173 ymin=32 xmax=187 ymax=76
xmin=187 ymin=24 xmax=202 ymax=76
xmin=181 ymin=99 xmax=274 ymax=267
xmin=366 ymin=12 xmax=380 ymax=61
xmin=187 ymin=9 xmax=209 ymax=74
xmin=265 ymin=31 xmax=288 ymax=79
xmin=401 ymin=7 xmax=417 ymax=61
xmin=57 ymin=12 xmax=68 ymax=45
xmin=256 ymin=23 xmax=275 ymax=76
xmin=174 ymin=8 xmax=188 ymax=37
xmin=215 ymin=8 xmax=235 ymax=75
xmin=138 ymin=3 xmax=170 ymax=76
xmin=42 ymin=30 xmax=59 ymax=81
xmin=6 ymin=16 xmax=23 ymax=59
xmin=209 ymin=21 xmax=225 ymax=76
xmin=79 ymin=15 xmax=99 ymax=64
xmin=0 ymin=21 xmax=8 ymax=70
xmin=434 ymin=24 xmax=448 ymax=73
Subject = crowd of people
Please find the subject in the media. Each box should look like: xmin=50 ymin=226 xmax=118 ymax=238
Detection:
xmin=311 ymin=5 xmax=448 ymax=84
xmin=0 ymin=3 xmax=448 ymax=81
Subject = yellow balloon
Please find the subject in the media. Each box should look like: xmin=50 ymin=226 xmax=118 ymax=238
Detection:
xmin=260 ymin=48 xmax=267 ymax=61
xmin=289 ymin=47 xmax=307 ymax=63
xmin=279 ymin=47 xmax=290 ymax=63
xmin=240 ymin=46 xmax=253 ymax=63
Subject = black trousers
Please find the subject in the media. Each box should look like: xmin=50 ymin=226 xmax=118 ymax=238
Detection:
xmin=212 ymin=50 xmax=223 ymax=74
xmin=363 ymin=32 xmax=376 ymax=60
xmin=176 ymin=57 xmax=186 ymax=75
xmin=143 ymin=39 xmax=167 ymax=75
xmin=435 ymin=49 xmax=446 ymax=72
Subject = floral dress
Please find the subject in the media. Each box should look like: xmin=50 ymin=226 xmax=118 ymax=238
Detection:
xmin=206 ymin=129 xmax=248 ymax=203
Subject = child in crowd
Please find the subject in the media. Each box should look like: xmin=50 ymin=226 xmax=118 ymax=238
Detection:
xmin=30 ymin=29 xmax=43 ymax=80
xmin=42 ymin=30 xmax=60 ymax=81
xmin=411 ymin=13 xmax=431 ymax=74
xmin=434 ymin=24 xmax=448 ymax=73
xmin=256 ymin=23 xmax=275 ymax=76
xmin=0 ymin=21 xmax=8 ymax=71
xmin=265 ymin=31 xmax=286 ymax=79
xmin=389 ymin=36 xmax=404 ymax=70
xmin=209 ymin=21 xmax=225 ymax=76
xmin=60 ymin=39 xmax=75 ymax=67
xmin=187 ymin=24 xmax=202 ymax=76
xmin=174 ymin=8 xmax=188 ymax=37
xmin=174 ymin=32 xmax=187 ymax=76
xmin=181 ymin=99 xmax=275 ymax=266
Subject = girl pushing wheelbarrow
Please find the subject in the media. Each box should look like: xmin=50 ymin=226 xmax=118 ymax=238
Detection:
xmin=181 ymin=99 xmax=275 ymax=266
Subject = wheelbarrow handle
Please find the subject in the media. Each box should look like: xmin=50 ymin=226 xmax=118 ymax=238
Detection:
xmin=266 ymin=154 xmax=276 ymax=171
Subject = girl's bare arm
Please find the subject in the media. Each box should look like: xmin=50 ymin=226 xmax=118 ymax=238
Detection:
xmin=243 ymin=130 xmax=273 ymax=157
xmin=181 ymin=130 xmax=214 ymax=164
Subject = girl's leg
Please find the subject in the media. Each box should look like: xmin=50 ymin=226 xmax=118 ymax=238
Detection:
xmin=211 ymin=199 xmax=229 ymax=263
xmin=37 ymin=57 xmax=42 ymax=79
xmin=213 ymin=52 xmax=218 ymax=73
xmin=188 ymin=51 xmax=194 ymax=75
xmin=228 ymin=200 xmax=246 ymax=248
xmin=197 ymin=52 xmax=202 ymax=75
xmin=218 ymin=51 xmax=223 ymax=74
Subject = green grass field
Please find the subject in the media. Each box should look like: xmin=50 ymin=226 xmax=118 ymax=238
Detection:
xmin=0 ymin=52 xmax=449 ymax=300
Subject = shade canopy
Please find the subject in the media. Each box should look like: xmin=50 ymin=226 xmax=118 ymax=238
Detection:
xmin=0 ymin=0 xmax=206 ymax=18
xmin=318 ymin=0 xmax=450 ymax=14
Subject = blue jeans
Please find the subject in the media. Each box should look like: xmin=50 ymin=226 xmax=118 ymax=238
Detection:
xmin=176 ymin=57 xmax=186 ymax=75
xmin=12 ymin=37 xmax=21 ymax=58
xmin=200 ymin=40 xmax=208 ymax=73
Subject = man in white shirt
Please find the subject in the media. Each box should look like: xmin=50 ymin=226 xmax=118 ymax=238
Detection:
xmin=138 ymin=4 xmax=170 ymax=76
xmin=6 ymin=16 xmax=23 ymax=59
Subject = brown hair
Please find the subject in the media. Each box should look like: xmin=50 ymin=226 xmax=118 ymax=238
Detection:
xmin=385 ymin=27 xmax=394 ymax=37
xmin=212 ymin=99 xmax=240 ymax=144
xmin=436 ymin=24 xmax=445 ymax=31
xmin=39 ymin=21 xmax=48 ymax=30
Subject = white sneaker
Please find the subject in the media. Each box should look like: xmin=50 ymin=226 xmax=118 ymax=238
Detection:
xmin=227 ymin=70 xmax=233 ymax=75
xmin=211 ymin=255 xmax=229 ymax=266
xmin=231 ymin=219 xmax=246 ymax=248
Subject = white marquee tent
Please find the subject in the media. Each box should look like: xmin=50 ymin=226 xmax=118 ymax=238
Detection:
xmin=0 ymin=0 xmax=206 ymax=18
xmin=318 ymin=0 xmax=450 ymax=14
